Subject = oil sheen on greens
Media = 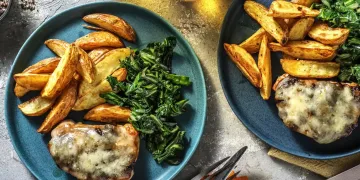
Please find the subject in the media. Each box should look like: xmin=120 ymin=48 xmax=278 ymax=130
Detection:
xmin=313 ymin=0 xmax=360 ymax=83
xmin=100 ymin=37 xmax=191 ymax=164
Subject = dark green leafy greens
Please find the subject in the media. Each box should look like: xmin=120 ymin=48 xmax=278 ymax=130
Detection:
xmin=100 ymin=37 xmax=191 ymax=164
xmin=312 ymin=0 xmax=360 ymax=82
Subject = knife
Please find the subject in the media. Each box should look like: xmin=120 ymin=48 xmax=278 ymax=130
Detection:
xmin=327 ymin=164 xmax=360 ymax=180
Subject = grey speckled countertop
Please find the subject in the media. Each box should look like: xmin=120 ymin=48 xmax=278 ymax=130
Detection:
xmin=0 ymin=0 xmax=324 ymax=179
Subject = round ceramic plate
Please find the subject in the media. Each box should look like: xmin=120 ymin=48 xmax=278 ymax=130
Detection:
xmin=218 ymin=0 xmax=360 ymax=159
xmin=5 ymin=2 xmax=206 ymax=180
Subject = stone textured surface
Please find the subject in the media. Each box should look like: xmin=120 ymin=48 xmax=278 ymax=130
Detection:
xmin=0 ymin=0 xmax=323 ymax=179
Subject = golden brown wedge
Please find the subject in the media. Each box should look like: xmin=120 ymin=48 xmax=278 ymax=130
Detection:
xmin=288 ymin=18 xmax=314 ymax=40
xmin=75 ymin=31 xmax=124 ymax=50
xmin=92 ymin=48 xmax=131 ymax=85
xmin=258 ymin=36 xmax=272 ymax=100
xmin=308 ymin=23 xmax=350 ymax=45
xmin=73 ymin=68 xmax=127 ymax=111
xmin=83 ymin=13 xmax=136 ymax=42
xmin=239 ymin=29 xmax=267 ymax=54
xmin=77 ymin=47 xmax=95 ymax=83
xmin=44 ymin=39 xmax=70 ymax=57
xmin=82 ymin=24 xmax=105 ymax=31
xmin=88 ymin=47 xmax=113 ymax=64
xmin=41 ymin=44 xmax=78 ymax=98
xmin=269 ymin=1 xmax=320 ymax=18
xmin=224 ymin=43 xmax=262 ymax=87
xmin=14 ymin=73 xmax=50 ymax=90
xmin=280 ymin=59 xmax=340 ymax=78
xmin=18 ymin=96 xmax=56 ymax=116
xmin=269 ymin=40 xmax=336 ymax=60
xmin=14 ymin=57 xmax=60 ymax=97
xmin=38 ymin=79 xmax=78 ymax=133
xmin=244 ymin=1 xmax=288 ymax=45
xmin=84 ymin=104 xmax=131 ymax=123
xmin=23 ymin=57 xmax=60 ymax=73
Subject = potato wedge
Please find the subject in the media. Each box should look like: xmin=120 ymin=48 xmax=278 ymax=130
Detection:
xmin=92 ymin=48 xmax=131 ymax=85
xmin=269 ymin=40 xmax=336 ymax=60
xmin=38 ymin=79 xmax=78 ymax=133
xmin=289 ymin=18 xmax=314 ymax=40
xmin=14 ymin=57 xmax=60 ymax=97
xmin=244 ymin=1 xmax=288 ymax=45
xmin=308 ymin=23 xmax=350 ymax=45
xmin=23 ymin=57 xmax=60 ymax=73
xmin=73 ymin=68 xmax=127 ymax=111
xmin=82 ymin=24 xmax=105 ymax=31
xmin=84 ymin=104 xmax=131 ymax=123
xmin=239 ymin=29 xmax=267 ymax=54
xmin=224 ymin=43 xmax=262 ymax=87
xmin=41 ymin=44 xmax=78 ymax=98
xmin=75 ymin=31 xmax=124 ymax=50
xmin=83 ymin=13 xmax=136 ymax=42
xmin=269 ymin=1 xmax=320 ymax=18
xmin=44 ymin=39 xmax=69 ymax=57
xmin=77 ymin=47 xmax=95 ymax=83
xmin=18 ymin=96 xmax=55 ymax=116
xmin=280 ymin=59 xmax=340 ymax=78
xmin=88 ymin=47 xmax=113 ymax=64
xmin=14 ymin=73 xmax=50 ymax=90
xmin=258 ymin=36 xmax=272 ymax=100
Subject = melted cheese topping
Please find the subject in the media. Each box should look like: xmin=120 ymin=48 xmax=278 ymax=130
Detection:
xmin=49 ymin=122 xmax=139 ymax=180
xmin=276 ymin=79 xmax=360 ymax=144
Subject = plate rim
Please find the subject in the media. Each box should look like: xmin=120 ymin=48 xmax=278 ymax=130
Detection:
xmin=4 ymin=2 xmax=207 ymax=179
xmin=217 ymin=0 xmax=360 ymax=160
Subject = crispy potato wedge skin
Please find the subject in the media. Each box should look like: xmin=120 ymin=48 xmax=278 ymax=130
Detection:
xmin=18 ymin=96 xmax=56 ymax=116
xmin=224 ymin=43 xmax=262 ymax=87
xmin=41 ymin=44 xmax=78 ymax=98
xmin=84 ymin=104 xmax=131 ymax=123
xmin=14 ymin=73 xmax=50 ymax=90
xmin=244 ymin=1 xmax=288 ymax=45
xmin=280 ymin=59 xmax=340 ymax=78
xmin=83 ymin=13 xmax=136 ymax=42
xmin=75 ymin=31 xmax=124 ymax=50
xmin=77 ymin=47 xmax=95 ymax=83
xmin=88 ymin=47 xmax=113 ymax=64
xmin=269 ymin=1 xmax=320 ymax=18
xmin=269 ymin=40 xmax=336 ymax=60
xmin=38 ymin=79 xmax=78 ymax=133
xmin=289 ymin=18 xmax=314 ymax=40
xmin=239 ymin=28 xmax=274 ymax=53
xmin=82 ymin=24 xmax=105 ymax=31
xmin=14 ymin=57 xmax=60 ymax=97
xmin=44 ymin=39 xmax=70 ymax=57
xmin=308 ymin=23 xmax=350 ymax=45
xmin=73 ymin=68 xmax=127 ymax=111
xmin=258 ymin=36 xmax=272 ymax=100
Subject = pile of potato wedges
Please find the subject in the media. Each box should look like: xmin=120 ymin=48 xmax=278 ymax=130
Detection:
xmin=224 ymin=0 xmax=349 ymax=100
xmin=14 ymin=13 xmax=136 ymax=134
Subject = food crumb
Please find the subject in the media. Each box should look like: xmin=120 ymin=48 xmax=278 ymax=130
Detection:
xmin=19 ymin=0 xmax=35 ymax=11
xmin=0 ymin=0 xmax=9 ymax=16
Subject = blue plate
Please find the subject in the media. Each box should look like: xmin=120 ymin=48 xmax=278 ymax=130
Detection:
xmin=5 ymin=2 xmax=206 ymax=180
xmin=218 ymin=0 xmax=360 ymax=159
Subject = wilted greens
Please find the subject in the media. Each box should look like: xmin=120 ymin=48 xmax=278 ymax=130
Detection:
xmin=313 ymin=0 xmax=360 ymax=82
xmin=100 ymin=37 xmax=191 ymax=164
